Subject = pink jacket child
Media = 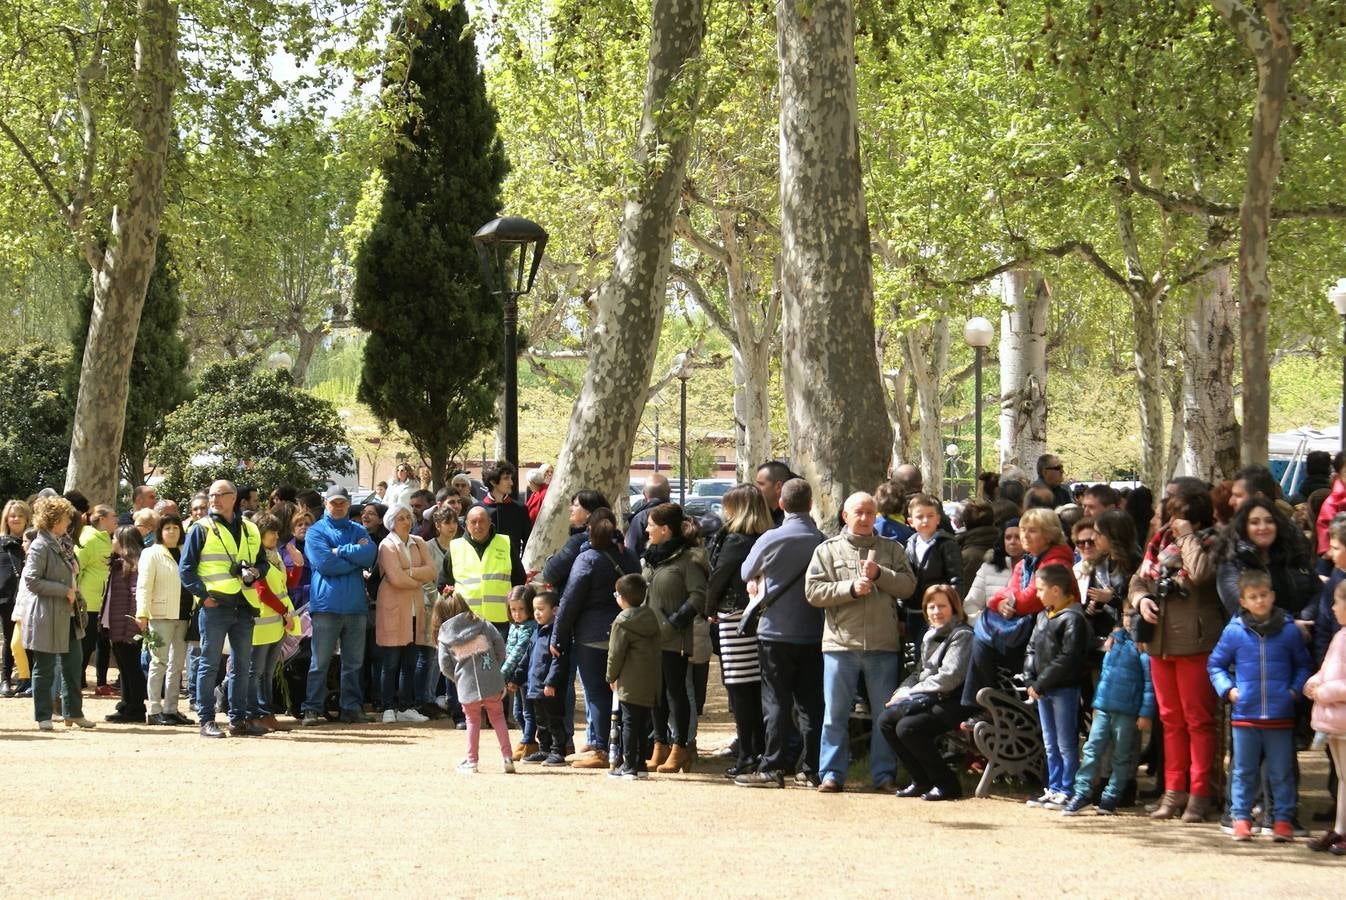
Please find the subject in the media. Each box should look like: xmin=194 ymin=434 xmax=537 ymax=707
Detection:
xmin=1307 ymin=628 xmax=1346 ymax=736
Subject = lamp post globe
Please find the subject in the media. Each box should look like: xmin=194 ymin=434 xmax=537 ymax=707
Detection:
xmin=472 ymin=217 xmax=549 ymax=473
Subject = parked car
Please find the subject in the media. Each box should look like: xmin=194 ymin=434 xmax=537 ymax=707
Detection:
xmin=690 ymin=478 xmax=734 ymax=498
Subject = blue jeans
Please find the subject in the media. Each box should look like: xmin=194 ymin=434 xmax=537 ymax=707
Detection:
xmin=31 ymin=619 xmax=84 ymax=722
xmin=573 ymin=642 xmax=612 ymax=750
xmin=1037 ymin=686 xmax=1081 ymax=794
xmin=414 ymin=645 xmax=437 ymax=705
xmin=380 ymin=643 xmax=418 ymax=712
xmin=820 ymin=650 xmax=900 ymax=786
xmin=304 ymin=612 xmax=367 ymax=715
xmin=1231 ymin=726 xmax=1297 ymax=822
xmin=1072 ymin=709 xmax=1138 ymax=802
xmin=247 ymin=640 xmax=282 ymax=719
xmin=197 ymin=603 xmax=255 ymax=724
xmin=513 ymin=689 xmax=536 ymax=743
xmin=186 ymin=643 xmax=201 ymax=702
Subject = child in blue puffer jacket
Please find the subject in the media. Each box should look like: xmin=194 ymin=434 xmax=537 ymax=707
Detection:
xmin=1061 ymin=623 xmax=1155 ymax=816
xmin=501 ymin=586 xmax=538 ymax=761
xmin=1208 ymin=570 xmax=1312 ymax=842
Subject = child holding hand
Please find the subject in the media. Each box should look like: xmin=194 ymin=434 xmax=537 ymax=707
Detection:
xmin=1023 ymin=564 xmax=1089 ymax=811
xmin=1208 ymin=569 xmax=1311 ymax=842
xmin=1304 ymin=578 xmax=1346 ymax=855
xmin=524 ymin=590 xmax=569 ymax=766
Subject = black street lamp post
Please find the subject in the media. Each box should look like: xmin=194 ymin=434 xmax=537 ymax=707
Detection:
xmin=472 ymin=217 xmax=548 ymax=473
xmin=675 ymin=354 xmax=692 ymax=503
xmin=963 ymin=316 xmax=995 ymax=488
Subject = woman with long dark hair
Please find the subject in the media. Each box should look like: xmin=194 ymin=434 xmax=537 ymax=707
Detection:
xmin=1217 ymin=496 xmax=1318 ymax=621
xmin=963 ymin=518 xmax=1024 ymax=621
xmin=101 ymin=526 xmax=148 ymax=723
xmin=641 ymin=503 xmax=707 ymax=774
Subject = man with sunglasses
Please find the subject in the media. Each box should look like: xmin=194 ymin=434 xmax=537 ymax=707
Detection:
xmin=1034 ymin=453 xmax=1072 ymax=507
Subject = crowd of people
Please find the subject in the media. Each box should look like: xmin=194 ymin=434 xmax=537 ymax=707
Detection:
xmin=3 ymin=451 xmax=1346 ymax=855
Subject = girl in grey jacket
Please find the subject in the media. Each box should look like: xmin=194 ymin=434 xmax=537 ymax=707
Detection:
xmin=436 ymin=594 xmax=513 ymax=773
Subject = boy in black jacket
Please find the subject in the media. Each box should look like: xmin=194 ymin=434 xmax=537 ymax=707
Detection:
xmin=523 ymin=591 xmax=570 ymax=766
xmin=1023 ymin=564 xmax=1089 ymax=811
xmin=903 ymin=493 xmax=963 ymax=649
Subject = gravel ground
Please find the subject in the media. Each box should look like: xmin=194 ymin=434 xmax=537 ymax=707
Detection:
xmin=2 ymin=676 xmax=1343 ymax=897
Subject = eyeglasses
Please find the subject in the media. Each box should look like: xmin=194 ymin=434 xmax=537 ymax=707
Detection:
xmin=1042 ymin=465 xmax=1063 ymax=472
xmin=1076 ymin=538 xmax=1096 ymax=547
xmin=208 ymin=491 xmax=235 ymax=499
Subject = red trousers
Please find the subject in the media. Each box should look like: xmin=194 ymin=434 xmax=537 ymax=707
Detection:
xmin=1150 ymin=653 xmax=1219 ymax=797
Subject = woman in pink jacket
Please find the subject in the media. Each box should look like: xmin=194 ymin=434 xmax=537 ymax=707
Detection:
xmin=376 ymin=505 xmax=438 ymax=724
xmin=1305 ymin=579 xmax=1346 ymax=855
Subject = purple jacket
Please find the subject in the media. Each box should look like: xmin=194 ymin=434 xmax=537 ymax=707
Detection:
xmin=100 ymin=557 xmax=140 ymax=643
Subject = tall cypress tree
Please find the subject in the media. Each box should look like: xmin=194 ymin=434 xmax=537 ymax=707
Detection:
xmin=353 ymin=2 xmax=509 ymax=485
xmin=69 ymin=237 xmax=191 ymax=489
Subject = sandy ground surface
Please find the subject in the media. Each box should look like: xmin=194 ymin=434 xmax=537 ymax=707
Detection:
xmin=3 ymin=673 xmax=1344 ymax=898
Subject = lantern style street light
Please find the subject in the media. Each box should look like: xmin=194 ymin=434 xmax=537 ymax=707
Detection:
xmin=963 ymin=316 xmax=995 ymax=487
xmin=472 ymin=217 xmax=548 ymax=473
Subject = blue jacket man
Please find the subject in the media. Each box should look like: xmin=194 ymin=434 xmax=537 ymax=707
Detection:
xmin=301 ymin=486 xmax=378 ymax=725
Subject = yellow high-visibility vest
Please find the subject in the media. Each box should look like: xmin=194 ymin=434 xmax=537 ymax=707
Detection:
xmin=252 ymin=552 xmax=298 ymax=646
xmin=194 ymin=516 xmax=263 ymax=612
xmin=448 ymin=535 xmax=512 ymax=623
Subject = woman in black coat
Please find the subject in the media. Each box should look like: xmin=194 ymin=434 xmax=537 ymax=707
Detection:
xmin=0 ymin=499 xmax=31 ymax=696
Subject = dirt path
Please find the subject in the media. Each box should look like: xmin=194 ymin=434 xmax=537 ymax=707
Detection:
xmin=3 ymin=688 xmax=1342 ymax=897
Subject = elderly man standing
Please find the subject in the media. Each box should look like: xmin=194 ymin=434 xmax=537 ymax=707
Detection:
xmin=441 ymin=505 xmax=523 ymax=638
xmin=301 ymin=486 xmax=378 ymax=726
xmin=179 ymin=480 xmax=268 ymax=738
xmin=806 ymin=491 xmax=916 ymax=793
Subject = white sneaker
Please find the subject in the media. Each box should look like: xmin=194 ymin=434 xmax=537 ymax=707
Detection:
xmin=382 ymin=708 xmax=397 ymax=724
xmin=397 ymin=708 xmax=429 ymax=723
xmin=1042 ymin=791 xmax=1069 ymax=811
xmin=502 ymin=758 xmax=516 ymax=774
xmin=435 ymin=695 xmax=450 ymax=710
xmin=1025 ymin=790 xmax=1053 ymax=808
xmin=36 ymin=720 xmax=53 ymax=731
xmin=456 ymin=759 xmax=478 ymax=774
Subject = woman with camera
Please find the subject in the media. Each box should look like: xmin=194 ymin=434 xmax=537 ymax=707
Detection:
xmin=641 ymin=502 xmax=707 ymax=774
xmin=1129 ymin=486 xmax=1223 ymax=823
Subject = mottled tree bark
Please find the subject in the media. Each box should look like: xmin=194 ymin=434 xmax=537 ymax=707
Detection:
xmin=1211 ymin=0 xmax=1292 ymax=467
xmin=1182 ymin=265 xmax=1241 ymax=482
xmin=998 ymin=270 xmax=1049 ymax=472
xmin=64 ymin=0 xmax=178 ymax=505
xmin=524 ymin=0 xmax=705 ymax=569
xmin=902 ymin=320 xmax=950 ymax=498
xmin=777 ymin=0 xmax=891 ymax=527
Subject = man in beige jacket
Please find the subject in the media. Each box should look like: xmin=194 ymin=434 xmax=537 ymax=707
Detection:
xmin=806 ymin=492 xmax=917 ymax=794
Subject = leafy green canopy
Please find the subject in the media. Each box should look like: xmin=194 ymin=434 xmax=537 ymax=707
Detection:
xmin=353 ymin=1 xmax=509 ymax=481
xmin=0 ymin=342 xmax=73 ymax=498
xmin=151 ymin=356 xmax=351 ymax=500
xmin=68 ymin=237 xmax=190 ymax=487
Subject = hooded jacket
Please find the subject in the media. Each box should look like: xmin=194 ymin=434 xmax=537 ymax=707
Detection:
xmin=1306 ymin=628 xmax=1346 ymax=735
xmin=437 ymin=612 xmax=507 ymax=704
xmin=605 ymin=605 xmax=663 ymax=707
xmin=526 ymin=619 xmax=569 ymax=700
xmin=1208 ymin=609 xmax=1312 ymax=724
xmin=1092 ymin=628 xmax=1156 ymax=719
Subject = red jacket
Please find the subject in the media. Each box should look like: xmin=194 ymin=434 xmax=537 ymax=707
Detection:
xmin=987 ymin=543 xmax=1078 ymax=619
xmin=525 ymin=484 xmax=548 ymax=525
xmin=1316 ymin=478 xmax=1346 ymax=556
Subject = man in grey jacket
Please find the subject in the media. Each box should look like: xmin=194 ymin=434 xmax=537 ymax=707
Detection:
xmin=735 ymin=478 xmax=826 ymax=788
xmin=805 ymin=491 xmax=917 ymax=794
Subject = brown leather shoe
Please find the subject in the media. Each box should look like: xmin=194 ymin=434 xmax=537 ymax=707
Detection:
xmin=259 ymin=714 xmax=290 ymax=733
xmin=1180 ymin=794 xmax=1216 ymax=823
xmin=573 ymin=751 xmax=609 ymax=769
xmin=1149 ymin=790 xmax=1189 ymax=820
xmin=657 ymin=744 xmax=692 ymax=773
xmin=647 ymin=741 xmax=671 ymax=769
xmin=817 ymin=777 xmax=842 ymax=793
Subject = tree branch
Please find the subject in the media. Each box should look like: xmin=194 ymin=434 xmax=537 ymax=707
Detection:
xmin=669 ymin=263 xmax=735 ymax=339
xmin=1122 ymin=169 xmax=1346 ymax=220
xmin=0 ymin=117 xmax=74 ymax=230
xmin=917 ymin=240 xmax=1129 ymax=293
xmin=674 ymin=214 xmax=730 ymax=265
